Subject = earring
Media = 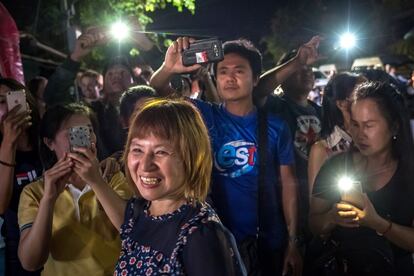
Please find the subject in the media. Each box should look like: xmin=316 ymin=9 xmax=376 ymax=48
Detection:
xmin=393 ymin=135 xmax=397 ymax=140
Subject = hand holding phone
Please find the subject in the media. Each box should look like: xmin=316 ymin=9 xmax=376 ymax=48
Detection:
xmin=69 ymin=126 xmax=91 ymax=152
xmin=6 ymin=90 xmax=27 ymax=114
xmin=182 ymin=38 xmax=224 ymax=66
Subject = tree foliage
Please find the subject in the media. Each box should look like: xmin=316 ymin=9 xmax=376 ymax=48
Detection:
xmin=29 ymin=0 xmax=195 ymax=68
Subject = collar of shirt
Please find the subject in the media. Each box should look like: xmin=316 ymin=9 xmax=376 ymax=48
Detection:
xmin=66 ymin=184 xmax=92 ymax=221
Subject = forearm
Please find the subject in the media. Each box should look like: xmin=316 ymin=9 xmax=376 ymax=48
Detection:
xmin=201 ymin=74 xmax=220 ymax=103
xmin=255 ymin=57 xmax=303 ymax=100
xmin=18 ymin=197 xmax=55 ymax=271
xmin=371 ymin=217 xmax=414 ymax=252
xmin=0 ymin=141 xmax=16 ymax=213
xmin=282 ymin=181 xmax=298 ymax=238
xmin=89 ymin=177 xmax=127 ymax=231
xmin=309 ymin=208 xmax=336 ymax=236
xmin=43 ymin=57 xmax=80 ymax=106
xmin=149 ymin=63 xmax=176 ymax=96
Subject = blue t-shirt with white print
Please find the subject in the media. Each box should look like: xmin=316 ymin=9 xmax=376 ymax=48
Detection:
xmin=192 ymin=99 xmax=295 ymax=250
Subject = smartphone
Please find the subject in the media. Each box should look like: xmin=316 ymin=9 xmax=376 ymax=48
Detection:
xmin=69 ymin=126 xmax=91 ymax=152
xmin=182 ymin=38 xmax=224 ymax=66
xmin=317 ymin=37 xmax=336 ymax=57
xmin=341 ymin=181 xmax=364 ymax=209
xmin=7 ymin=90 xmax=27 ymax=114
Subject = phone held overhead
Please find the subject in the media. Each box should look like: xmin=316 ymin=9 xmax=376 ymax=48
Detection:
xmin=182 ymin=38 xmax=224 ymax=67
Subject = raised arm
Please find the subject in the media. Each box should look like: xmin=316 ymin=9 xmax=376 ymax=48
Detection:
xmin=18 ymin=156 xmax=72 ymax=271
xmin=196 ymin=66 xmax=220 ymax=103
xmin=43 ymin=27 xmax=108 ymax=106
xmin=150 ymin=37 xmax=201 ymax=96
xmin=254 ymin=36 xmax=321 ymax=105
xmin=0 ymin=106 xmax=31 ymax=214
xmin=68 ymin=147 xmax=128 ymax=230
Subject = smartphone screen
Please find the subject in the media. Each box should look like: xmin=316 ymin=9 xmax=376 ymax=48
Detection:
xmin=341 ymin=181 xmax=364 ymax=209
xmin=6 ymin=90 xmax=27 ymax=114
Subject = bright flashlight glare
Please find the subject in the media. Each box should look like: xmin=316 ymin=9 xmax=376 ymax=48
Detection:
xmin=339 ymin=33 xmax=356 ymax=49
xmin=110 ymin=21 xmax=130 ymax=41
xmin=338 ymin=176 xmax=354 ymax=191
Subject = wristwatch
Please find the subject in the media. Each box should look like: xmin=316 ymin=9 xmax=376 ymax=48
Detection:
xmin=288 ymin=235 xmax=301 ymax=246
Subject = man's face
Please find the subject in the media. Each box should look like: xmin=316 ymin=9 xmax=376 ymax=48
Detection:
xmin=283 ymin=65 xmax=315 ymax=97
xmin=216 ymin=53 xmax=258 ymax=103
xmin=104 ymin=64 xmax=134 ymax=95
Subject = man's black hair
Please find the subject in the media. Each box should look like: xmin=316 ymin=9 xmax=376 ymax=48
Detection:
xmin=214 ymin=39 xmax=262 ymax=78
xmin=102 ymin=56 xmax=135 ymax=80
xmin=119 ymin=85 xmax=157 ymax=123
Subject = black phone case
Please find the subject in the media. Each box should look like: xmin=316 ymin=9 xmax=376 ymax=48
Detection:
xmin=182 ymin=38 xmax=224 ymax=66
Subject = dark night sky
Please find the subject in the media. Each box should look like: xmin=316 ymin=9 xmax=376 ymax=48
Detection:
xmin=2 ymin=0 xmax=413 ymax=72
xmin=148 ymin=0 xmax=278 ymax=42
xmin=2 ymin=0 xmax=280 ymax=50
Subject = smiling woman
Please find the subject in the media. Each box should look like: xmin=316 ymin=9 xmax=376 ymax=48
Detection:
xmin=120 ymin=98 xmax=246 ymax=275
xmin=86 ymin=98 xmax=246 ymax=275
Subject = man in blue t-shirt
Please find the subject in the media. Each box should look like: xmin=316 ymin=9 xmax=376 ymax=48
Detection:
xmin=150 ymin=36 xmax=320 ymax=275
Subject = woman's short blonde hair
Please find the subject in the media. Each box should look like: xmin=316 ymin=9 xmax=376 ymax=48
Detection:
xmin=123 ymin=98 xmax=212 ymax=202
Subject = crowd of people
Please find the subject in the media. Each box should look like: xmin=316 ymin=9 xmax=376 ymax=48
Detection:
xmin=0 ymin=24 xmax=414 ymax=276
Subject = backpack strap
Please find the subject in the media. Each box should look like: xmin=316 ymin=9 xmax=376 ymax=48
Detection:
xmin=257 ymin=107 xmax=268 ymax=239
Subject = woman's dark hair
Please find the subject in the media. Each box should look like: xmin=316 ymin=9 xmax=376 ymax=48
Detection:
xmin=359 ymin=69 xmax=406 ymax=93
xmin=320 ymin=72 xmax=361 ymax=138
xmin=353 ymin=81 xmax=414 ymax=187
xmin=0 ymin=78 xmax=41 ymax=148
xmin=39 ymin=103 xmax=98 ymax=170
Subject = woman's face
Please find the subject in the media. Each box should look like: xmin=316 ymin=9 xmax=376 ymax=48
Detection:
xmin=127 ymin=134 xmax=186 ymax=203
xmin=46 ymin=114 xmax=96 ymax=160
xmin=350 ymin=98 xmax=393 ymax=157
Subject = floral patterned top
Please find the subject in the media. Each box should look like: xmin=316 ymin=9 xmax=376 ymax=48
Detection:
xmin=114 ymin=198 xmax=246 ymax=276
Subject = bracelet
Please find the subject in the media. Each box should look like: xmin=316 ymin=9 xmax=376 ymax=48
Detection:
xmin=0 ymin=159 xmax=16 ymax=167
xmin=288 ymin=235 xmax=301 ymax=246
xmin=377 ymin=219 xmax=393 ymax=236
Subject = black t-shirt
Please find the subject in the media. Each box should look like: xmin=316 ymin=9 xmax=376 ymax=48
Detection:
xmin=3 ymin=150 xmax=42 ymax=241
xmin=313 ymin=152 xmax=414 ymax=263
xmin=266 ymin=94 xmax=321 ymax=219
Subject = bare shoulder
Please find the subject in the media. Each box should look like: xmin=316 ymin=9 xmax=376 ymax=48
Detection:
xmin=310 ymin=140 xmax=328 ymax=157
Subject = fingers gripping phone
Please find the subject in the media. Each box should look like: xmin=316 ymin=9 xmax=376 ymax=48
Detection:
xmin=341 ymin=181 xmax=364 ymax=209
xmin=69 ymin=126 xmax=91 ymax=152
xmin=182 ymin=38 xmax=224 ymax=66
xmin=7 ymin=90 xmax=27 ymax=114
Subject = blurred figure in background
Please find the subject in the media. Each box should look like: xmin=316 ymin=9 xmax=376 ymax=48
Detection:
xmin=27 ymin=76 xmax=47 ymax=118
xmin=308 ymin=72 xmax=366 ymax=199
xmin=78 ymin=70 xmax=102 ymax=103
